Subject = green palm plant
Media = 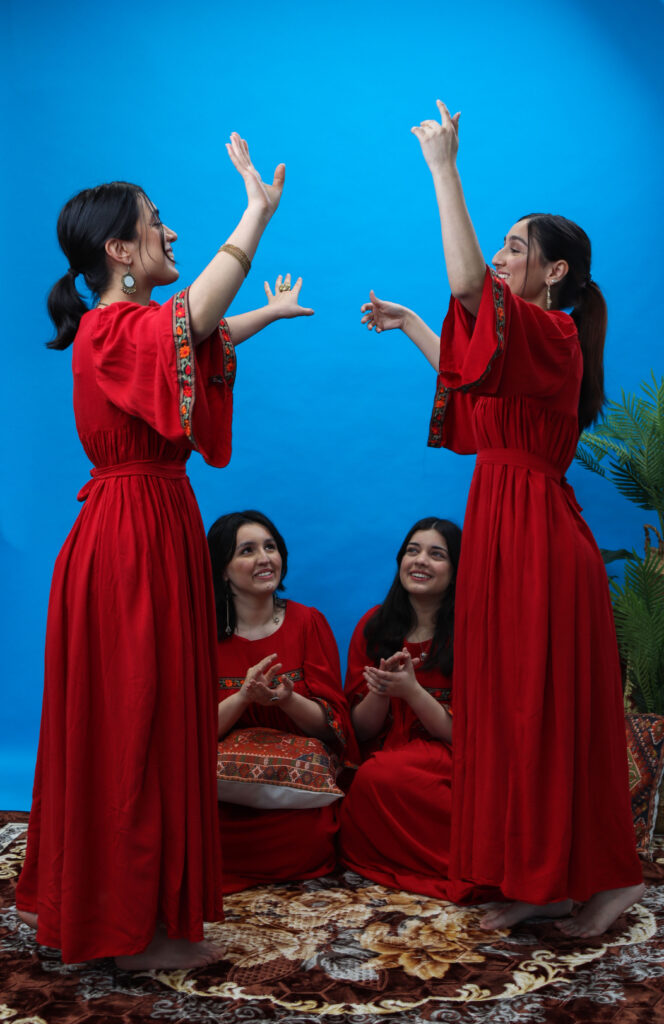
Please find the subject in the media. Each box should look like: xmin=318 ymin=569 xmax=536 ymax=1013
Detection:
xmin=576 ymin=372 xmax=664 ymax=545
xmin=575 ymin=373 xmax=664 ymax=713
xmin=610 ymin=555 xmax=664 ymax=713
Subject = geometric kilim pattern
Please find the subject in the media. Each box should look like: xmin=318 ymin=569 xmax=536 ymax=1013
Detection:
xmin=625 ymin=713 xmax=664 ymax=858
xmin=217 ymin=726 xmax=343 ymax=797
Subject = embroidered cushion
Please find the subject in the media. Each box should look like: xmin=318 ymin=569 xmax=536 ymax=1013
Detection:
xmin=625 ymin=713 xmax=664 ymax=858
xmin=217 ymin=727 xmax=344 ymax=809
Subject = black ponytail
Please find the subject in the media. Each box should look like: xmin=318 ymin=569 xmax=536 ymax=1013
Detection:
xmin=46 ymin=272 xmax=90 ymax=351
xmin=523 ymin=213 xmax=607 ymax=430
xmin=46 ymin=182 xmax=145 ymax=350
xmin=570 ymin=280 xmax=607 ymax=431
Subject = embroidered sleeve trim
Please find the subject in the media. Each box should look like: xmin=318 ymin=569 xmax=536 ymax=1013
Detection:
xmin=172 ymin=288 xmax=197 ymax=449
xmin=208 ymin=318 xmax=237 ymax=387
xmin=427 ymin=271 xmax=506 ymax=448
xmin=423 ymin=686 xmax=452 ymax=703
xmin=218 ymin=668 xmax=304 ymax=694
xmin=220 ymin=319 xmax=236 ymax=385
xmin=312 ymin=697 xmax=347 ymax=750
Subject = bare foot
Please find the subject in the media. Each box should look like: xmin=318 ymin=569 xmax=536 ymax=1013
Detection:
xmin=481 ymin=898 xmax=573 ymax=931
xmin=555 ymin=883 xmax=645 ymax=938
xmin=115 ymin=930 xmax=226 ymax=971
xmin=17 ymin=909 xmax=38 ymax=930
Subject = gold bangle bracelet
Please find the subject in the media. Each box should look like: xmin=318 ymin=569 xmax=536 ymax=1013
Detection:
xmin=218 ymin=243 xmax=251 ymax=278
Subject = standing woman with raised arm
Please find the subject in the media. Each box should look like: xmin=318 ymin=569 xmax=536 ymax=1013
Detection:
xmin=361 ymin=103 xmax=643 ymax=936
xmin=16 ymin=134 xmax=313 ymax=970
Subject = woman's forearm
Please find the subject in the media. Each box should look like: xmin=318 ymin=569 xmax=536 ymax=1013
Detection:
xmin=351 ymin=692 xmax=390 ymax=742
xmin=407 ymin=686 xmax=452 ymax=742
xmin=280 ymin=691 xmax=333 ymax=742
xmin=218 ymin=691 xmax=250 ymax=738
xmin=188 ymin=207 xmax=271 ymax=344
xmin=225 ymin=305 xmax=279 ymax=345
xmin=430 ymin=164 xmax=485 ymax=316
xmin=401 ymin=309 xmax=442 ymax=370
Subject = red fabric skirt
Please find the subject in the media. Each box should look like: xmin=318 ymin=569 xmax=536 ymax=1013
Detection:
xmin=340 ymin=737 xmax=495 ymax=902
xmin=218 ymin=802 xmax=338 ymax=893
xmin=16 ymin=473 xmax=224 ymax=962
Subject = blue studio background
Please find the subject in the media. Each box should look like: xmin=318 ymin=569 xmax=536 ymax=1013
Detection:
xmin=3 ymin=0 xmax=663 ymax=809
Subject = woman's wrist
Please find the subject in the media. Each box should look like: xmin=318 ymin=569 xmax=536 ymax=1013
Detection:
xmin=243 ymin=200 xmax=273 ymax=229
xmin=403 ymin=680 xmax=425 ymax=709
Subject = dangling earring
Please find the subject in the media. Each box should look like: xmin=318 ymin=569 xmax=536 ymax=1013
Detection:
xmin=121 ymin=263 xmax=137 ymax=295
xmin=272 ymin=593 xmax=282 ymax=625
xmin=224 ymin=584 xmax=233 ymax=636
xmin=546 ymin=282 xmax=552 ymax=310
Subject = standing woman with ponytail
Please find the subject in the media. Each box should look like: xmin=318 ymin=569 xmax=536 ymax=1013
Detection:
xmin=16 ymin=134 xmax=314 ymax=969
xmin=361 ymin=102 xmax=644 ymax=936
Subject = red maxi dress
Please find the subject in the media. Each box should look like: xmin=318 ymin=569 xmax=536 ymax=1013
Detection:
xmin=216 ymin=600 xmax=357 ymax=893
xmin=339 ymin=608 xmax=493 ymax=902
xmin=429 ymin=268 xmax=642 ymax=903
xmin=16 ymin=292 xmax=235 ymax=962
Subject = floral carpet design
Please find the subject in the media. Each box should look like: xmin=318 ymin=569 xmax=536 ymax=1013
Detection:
xmin=2 ymin=811 xmax=664 ymax=1023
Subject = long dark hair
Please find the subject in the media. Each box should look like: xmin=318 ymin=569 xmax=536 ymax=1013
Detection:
xmin=46 ymin=182 xmax=147 ymax=350
xmin=363 ymin=517 xmax=462 ymax=676
xmin=522 ymin=213 xmax=606 ymax=430
xmin=207 ymin=510 xmax=289 ymax=641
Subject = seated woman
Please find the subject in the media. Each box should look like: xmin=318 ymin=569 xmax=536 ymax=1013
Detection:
xmin=207 ymin=510 xmax=357 ymax=893
xmin=339 ymin=517 xmax=494 ymax=902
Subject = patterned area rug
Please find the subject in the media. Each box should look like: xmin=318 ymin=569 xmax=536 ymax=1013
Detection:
xmin=2 ymin=811 xmax=664 ymax=1023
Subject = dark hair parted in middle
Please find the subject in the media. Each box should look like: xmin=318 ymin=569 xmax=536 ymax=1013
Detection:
xmin=363 ymin=517 xmax=462 ymax=676
xmin=207 ymin=510 xmax=288 ymax=641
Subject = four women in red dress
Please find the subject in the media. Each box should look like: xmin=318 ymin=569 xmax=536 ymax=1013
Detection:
xmin=17 ymin=102 xmax=645 ymax=967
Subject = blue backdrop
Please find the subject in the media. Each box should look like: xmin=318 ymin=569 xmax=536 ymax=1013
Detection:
xmin=3 ymin=0 xmax=663 ymax=809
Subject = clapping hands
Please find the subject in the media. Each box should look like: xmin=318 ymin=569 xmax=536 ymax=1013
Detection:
xmin=240 ymin=654 xmax=293 ymax=706
xmin=364 ymin=649 xmax=422 ymax=702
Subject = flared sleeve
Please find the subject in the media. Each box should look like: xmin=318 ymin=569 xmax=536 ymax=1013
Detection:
xmin=428 ymin=268 xmax=581 ymax=453
xmin=90 ymin=290 xmax=236 ymax=467
xmin=344 ymin=608 xmax=378 ymax=709
xmin=344 ymin=607 xmax=390 ymax=759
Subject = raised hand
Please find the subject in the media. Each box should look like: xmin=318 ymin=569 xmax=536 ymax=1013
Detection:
xmin=226 ymin=132 xmax=285 ymax=221
xmin=265 ymin=274 xmax=315 ymax=319
xmin=361 ymin=290 xmax=411 ymax=333
xmin=411 ymin=100 xmax=460 ymax=174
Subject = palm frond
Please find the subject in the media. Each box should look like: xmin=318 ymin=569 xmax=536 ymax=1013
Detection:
xmin=611 ymin=553 xmax=664 ymax=713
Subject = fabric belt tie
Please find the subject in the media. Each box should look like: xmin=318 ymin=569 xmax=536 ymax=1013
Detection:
xmin=475 ymin=448 xmax=582 ymax=514
xmin=77 ymin=459 xmax=188 ymax=502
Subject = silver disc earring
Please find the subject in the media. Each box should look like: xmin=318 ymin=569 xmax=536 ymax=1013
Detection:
xmin=121 ymin=264 xmax=137 ymax=295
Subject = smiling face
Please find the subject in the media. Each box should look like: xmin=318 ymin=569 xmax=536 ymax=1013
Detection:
xmin=223 ymin=523 xmax=283 ymax=600
xmin=132 ymin=196 xmax=179 ymax=288
xmin=398 ymin=528 xmax=454 ymax=600
xmin=492 ymin=217 xmax=565 ymax=308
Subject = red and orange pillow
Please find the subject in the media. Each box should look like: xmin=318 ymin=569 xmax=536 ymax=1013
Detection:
xmin=217 ymin=727 xmax=343 ymax=810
